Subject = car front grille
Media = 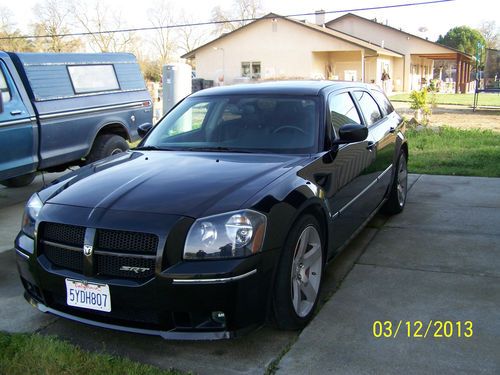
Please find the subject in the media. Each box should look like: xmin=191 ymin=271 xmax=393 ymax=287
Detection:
xmin=95 ymin=228 xmax=158 ymax=254
xmin=44 ymin=243 xmax=84 ymax=273
xmin=38 ymin=222 xmax=158 ymax=279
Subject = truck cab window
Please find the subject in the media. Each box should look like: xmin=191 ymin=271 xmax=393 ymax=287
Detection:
xmin=0 ymin=69 xmax=12 ymax=103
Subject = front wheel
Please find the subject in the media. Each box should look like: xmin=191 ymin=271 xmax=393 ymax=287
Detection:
xmin=85 ymin=134 xmax=129 ymax=164
xmin=272 ymin=214 xmax=324 ymax=330
xmin=382 ymin=151 xmax=408 ymax=215
xmin=0 ymin=172 xmax=36 ymax=188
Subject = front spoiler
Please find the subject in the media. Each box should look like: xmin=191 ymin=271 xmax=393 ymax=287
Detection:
xmin=24 ymin=292 xmax=256 ymax=341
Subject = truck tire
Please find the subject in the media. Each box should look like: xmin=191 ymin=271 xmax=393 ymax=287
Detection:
xmin=0 ymin=172 xmax=36 ymax=188
xmin=86 ymin=134 xmax=129 ymax=164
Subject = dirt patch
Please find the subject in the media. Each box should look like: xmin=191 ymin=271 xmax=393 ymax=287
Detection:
xmin=393 ymin=102 xmax=500 ymax=132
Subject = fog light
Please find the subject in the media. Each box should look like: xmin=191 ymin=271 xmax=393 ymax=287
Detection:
xmin=211 ymin=311 xmax=226 ymax=324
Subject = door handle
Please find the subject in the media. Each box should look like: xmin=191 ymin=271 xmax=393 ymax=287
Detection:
xmin=366 ymin=141 xmax=376 ymax=151
xmin=389 ymin=126 xmax=396 ymax=133
xmin=10 ymin=110 xmax=22 ymax=115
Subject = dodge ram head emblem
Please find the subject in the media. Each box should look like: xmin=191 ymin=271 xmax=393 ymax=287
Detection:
xmin=83 ymin=245 xmax=93 ymax=256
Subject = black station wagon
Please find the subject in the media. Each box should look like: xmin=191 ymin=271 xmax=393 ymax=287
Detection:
xmin=16 ymin=81 xmax=408 ymax=339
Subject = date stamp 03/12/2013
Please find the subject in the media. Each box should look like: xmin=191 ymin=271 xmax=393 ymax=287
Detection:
xmin=372 ymin=320 xmax=473 ymax=339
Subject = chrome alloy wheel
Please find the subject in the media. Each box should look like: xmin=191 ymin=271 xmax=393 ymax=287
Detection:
xmin=397 ymin=155 xmax=408 ymax=207
xmin=290 ymin=225 xmax=323 ymax=318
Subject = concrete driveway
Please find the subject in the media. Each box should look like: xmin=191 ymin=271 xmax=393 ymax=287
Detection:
xmin=1 ymin=174 xmax=499 ymax=374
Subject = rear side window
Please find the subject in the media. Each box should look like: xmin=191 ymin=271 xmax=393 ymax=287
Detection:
xmin=68 ymin=65 xmax=120 ymax=94
xmin=371 ymin=90 xmax=394 ymax=116
xmin=0 ymin=66 xmax=12 ymax=103
xmin=354 ymin=91 xmax=382 ymax=126
xmin=328 ymin=92 xmax=361 ymax=133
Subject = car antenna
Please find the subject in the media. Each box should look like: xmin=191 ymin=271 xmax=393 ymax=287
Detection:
xmin=41 ymin=171 xmax=47 ymax=188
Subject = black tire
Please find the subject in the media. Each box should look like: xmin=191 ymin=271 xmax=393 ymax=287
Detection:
xmin=86 ymin=134 xmax=129 ymax=164
xmin=0 ymin=172 xmax=36 ymax=188
xmin=272 ymin=214 xmax=324 ymax=330
xmin=382 ymin=151 xmax=408 ymax=215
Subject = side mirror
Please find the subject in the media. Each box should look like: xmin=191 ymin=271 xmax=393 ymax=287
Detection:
xmin=0 ymin=93 xmax=3 ymax=114
xmin=137 ymin=123 xmax=153 ymax=138
xmin=333 ymin=123 xmax=368 ymax=145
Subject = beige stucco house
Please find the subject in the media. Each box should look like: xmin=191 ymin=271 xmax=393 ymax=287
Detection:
xmin=327 ymin=13 xmax=474 ymax=93
xmin=183 ymin=12 xmax=473 ymax=93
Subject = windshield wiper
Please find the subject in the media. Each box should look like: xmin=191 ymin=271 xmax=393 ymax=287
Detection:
xmin=186 ymin=146 xmax=253 ymax=153
xmin=134 ymin=145 xmax=179 ymax=151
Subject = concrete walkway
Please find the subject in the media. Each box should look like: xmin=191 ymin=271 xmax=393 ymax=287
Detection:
xmin=1 ymin=174 xmax=499 ymax=374
xmin=277 ymin=175 xmax=500 ymax=374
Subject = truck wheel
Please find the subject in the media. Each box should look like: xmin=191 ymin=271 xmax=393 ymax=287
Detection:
xmin=0 ymin=172 xmax=36 ymax=188
xmin=86 ymin=134 xmax=129 ymax=164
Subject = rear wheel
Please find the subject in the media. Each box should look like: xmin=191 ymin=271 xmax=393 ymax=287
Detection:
xmin=382 ymin=151 xmax=408 ymax=215
xmin=86 ymin=134 xmax=129 ymax=164
xmin=0 ymin=172 xmax=36 ymax=188
xmin=273 ymin=214 xmax=324 ymax=330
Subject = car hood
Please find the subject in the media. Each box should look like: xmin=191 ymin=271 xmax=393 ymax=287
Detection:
xmin=42 ymin=151 xmax=307 ymax=217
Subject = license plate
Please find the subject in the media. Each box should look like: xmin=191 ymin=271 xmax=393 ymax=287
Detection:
xmin=65 ymin=279 xmax=111 ymax=312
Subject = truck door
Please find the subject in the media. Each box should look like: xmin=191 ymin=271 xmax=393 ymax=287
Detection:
xmin=0 ymin=60 xmax=37 ymax=182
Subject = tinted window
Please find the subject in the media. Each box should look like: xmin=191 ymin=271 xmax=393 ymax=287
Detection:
xmin=329 ymin=92 xmax=361 ymax=133
xmin=371 ymin=90 xmax=394 ymax=116
xmin=145 ymin=96 xmax=318 ymax=154
xmin=166 ymin=102 xmax=209 ymax=137
xmin=68 ymin=65 xmax=120 ymax=94
xmin=0 ymin=67 xmax=11 ymax=103
xmin=354 ymin=91 xmax=382 ymax=126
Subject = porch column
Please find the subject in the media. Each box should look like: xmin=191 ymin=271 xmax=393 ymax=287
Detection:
xmin=461 ymin=61 xmax=467 ymax=93
xmin=466 ymin=62 xmax=471 ymax=92
xmin=455 ymin=55 xmax=461 ymax=93
xmin=361 ymin=50 xmax=365 ymax=83
xmin=403 ymin=54 xmax=411 ymax=91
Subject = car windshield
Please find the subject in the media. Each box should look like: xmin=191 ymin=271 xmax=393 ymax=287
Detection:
xmin=142 ymin=95 xmax=319 ymax=154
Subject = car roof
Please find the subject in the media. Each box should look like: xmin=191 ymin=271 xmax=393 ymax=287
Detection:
xmin=190 ymin=80 xmax=375 ymax=97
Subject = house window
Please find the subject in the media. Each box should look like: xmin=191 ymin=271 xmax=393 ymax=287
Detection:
xmin=68 ymin=64 xmax=120 ymax=94
xmin=241 ymin=62 xmax=261 ymax=79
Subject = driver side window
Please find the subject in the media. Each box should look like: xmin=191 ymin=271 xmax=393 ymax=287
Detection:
xmin=0 ymin=66 xmax=12 ymax=104
xmin=328 ymin=92 xmax=361 ymax=134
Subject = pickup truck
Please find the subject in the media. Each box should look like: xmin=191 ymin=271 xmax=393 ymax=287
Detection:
xmin=0 ymin=52 xmax=152 ymax=187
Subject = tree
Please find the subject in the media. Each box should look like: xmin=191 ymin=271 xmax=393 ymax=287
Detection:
xmin=478 ymin=20 xmax=499 ymax=49
xmin=211 ymin=0 xmax=264 ymax=36
xmin=70 ymin=0 xmax=139 ymax=53
xmin=147 ymin=1 xmax=178 ymax=66
xmin=177 ymin=11 xmax=206 ymax=55
xmin=0 ymin=6 xmax=34 ymax=51
xmin=31 ymin=0 xmax=82 ymax=52
xmin=437 ymin=26 xmax=486 ymax=56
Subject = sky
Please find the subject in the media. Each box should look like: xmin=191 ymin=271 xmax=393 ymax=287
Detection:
xmin=1 ymin=0 xmax=499 ymax=44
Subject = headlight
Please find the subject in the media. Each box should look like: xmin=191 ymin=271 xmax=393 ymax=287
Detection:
xmin=22 ymin=193 xmax=43 ymax=238
xmin=183 ymin=210 xmax=267 ymax=260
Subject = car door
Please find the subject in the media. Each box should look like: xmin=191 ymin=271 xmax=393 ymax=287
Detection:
xmin=322 ymin=90 xmax=379 ymax=250
xmin=353 ymin=89 xmax=397 ymax=204
xmin=0 ymin=60 xmax=37 ymax=181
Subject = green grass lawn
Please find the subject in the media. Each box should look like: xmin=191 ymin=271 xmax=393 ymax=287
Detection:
xmin=390 ymin=93 xmax=500 ymax=107
xmin=0 ymin=332 xmax=185 ymax=375
xmin=407 ymin=127 xmax=500 ymax=177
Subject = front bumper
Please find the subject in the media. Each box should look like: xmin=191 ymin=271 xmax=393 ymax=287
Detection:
xmin=16 ymin=232 xmax=278 ymax=340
